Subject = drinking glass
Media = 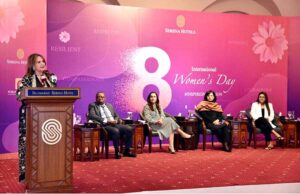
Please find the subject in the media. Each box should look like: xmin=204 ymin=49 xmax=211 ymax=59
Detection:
xmin=127 ymin=112 xmax=133 ymax=120
xmin=76 ymin=115 xmax=82 ymax=124
xmin=188 ymin=110 xmax=194 ymax=118
xmin=287 ymin=111 xmax=295 ymax=120
xmin=291 ymin=111 xmax=295 ymax=120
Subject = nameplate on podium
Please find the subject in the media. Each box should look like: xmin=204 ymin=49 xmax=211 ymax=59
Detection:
xmin=21 ymin=88 xmax=80 ymax=100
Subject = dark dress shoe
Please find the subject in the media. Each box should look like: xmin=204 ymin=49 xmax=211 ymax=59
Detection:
xmin=224 ymin=142 xmax=231 ymax=152
xmin=123 ymin=151 xmax=137 ymax=157
xmin=115 ymin=152 xmax=122 ymax=159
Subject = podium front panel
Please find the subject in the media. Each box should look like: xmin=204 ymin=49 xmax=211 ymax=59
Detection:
xmin=25 ymin=102 xmax=73 ymax=192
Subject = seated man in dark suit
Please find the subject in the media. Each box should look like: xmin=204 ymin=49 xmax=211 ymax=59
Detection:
xmin=88 ymin=91 xmax=136 ymax=159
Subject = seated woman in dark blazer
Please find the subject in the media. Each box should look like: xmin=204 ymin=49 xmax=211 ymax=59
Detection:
xmin=196 ymin=90 xmax=232 ymax=152
xmin=250 ymin=91 xmax=284 ymax=150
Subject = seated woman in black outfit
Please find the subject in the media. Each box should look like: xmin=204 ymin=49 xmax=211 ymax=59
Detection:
xmin=196 ymin=90 xmax=232 ymax=152
xmin=250 ymin=91 xmax=284 ymax=150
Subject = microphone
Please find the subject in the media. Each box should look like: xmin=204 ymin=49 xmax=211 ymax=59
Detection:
xmin=50 ymin=74 xmax=58 ymax=84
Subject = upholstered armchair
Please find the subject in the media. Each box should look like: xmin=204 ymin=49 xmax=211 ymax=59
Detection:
xmin=246 ymin=109 xmax=284 ymax=148
xmin=194 ymin=111 xmax=216 ymax=150
xmin=139 ymin=112 xmax=176 ymax=153
xmin=86 ymin=112 xmax=125 ymax=159
xmin=139 ymin=113 xmax=162 ymax=153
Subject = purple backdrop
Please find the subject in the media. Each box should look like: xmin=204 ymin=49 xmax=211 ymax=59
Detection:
xmin=47 ymin=1 xmax=288 ymax=120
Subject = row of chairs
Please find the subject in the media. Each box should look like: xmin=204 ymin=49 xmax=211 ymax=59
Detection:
xmin=90 ymin=110 xmax=284 ymax=158
xmin=195 ymin=109 xmax=284 ymax=150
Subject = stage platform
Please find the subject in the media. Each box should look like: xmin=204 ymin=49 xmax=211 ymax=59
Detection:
xmin=0 ymin=143 xmax=299 ymax=193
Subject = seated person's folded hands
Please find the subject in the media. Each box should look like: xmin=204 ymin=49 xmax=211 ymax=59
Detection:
xmin=108 ymin=120 xmax=117 ymax=125
xmin=156 ymin=118 xmax=163 ymax=125
xmin=213 ymin=119 xmax=220 ymax=125
xmin=224 ymin=120 xmax=230 ymax=126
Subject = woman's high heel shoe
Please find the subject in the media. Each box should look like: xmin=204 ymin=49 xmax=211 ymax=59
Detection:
xmin=181 ymin=132 xmax=194 ymax=139
xmin=265 ymin=144 xmax=274 ymax=150
xmin=177 ymin=128 xmax=194 ymax=139
xmin=276 ymin=136 xmax=284 ymax=141
xmin=168 ymin=147 xmax=176 ymax=154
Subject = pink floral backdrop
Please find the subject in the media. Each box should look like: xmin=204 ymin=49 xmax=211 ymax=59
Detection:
xmin=0 ymin=0 xmax=47 ymax=153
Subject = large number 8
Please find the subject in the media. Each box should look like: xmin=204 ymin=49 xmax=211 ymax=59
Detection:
xmin=130 ymin=47 xmax=172 ymax=110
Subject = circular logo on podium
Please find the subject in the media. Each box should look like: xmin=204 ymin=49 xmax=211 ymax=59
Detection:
xmin=41 ymin=119 xmax=62 ymax=145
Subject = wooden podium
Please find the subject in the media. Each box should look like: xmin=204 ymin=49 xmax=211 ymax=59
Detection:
xmin=21 ymin=88 xmax=80 ymax=192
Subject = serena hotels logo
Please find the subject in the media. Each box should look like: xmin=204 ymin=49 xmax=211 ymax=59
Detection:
xmin=176 ymin=15 xmax=186 ymax=28
xmin=165 ymin=15 xmax=196 ymax=35
xmin=16 ymin=48 xmax=25 ymax=60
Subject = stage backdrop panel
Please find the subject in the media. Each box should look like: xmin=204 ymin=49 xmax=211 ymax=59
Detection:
xmin=0 ymin=0 xmax=47 ymax=153
xmin=47 ymin=1 xmax=288 ymax=122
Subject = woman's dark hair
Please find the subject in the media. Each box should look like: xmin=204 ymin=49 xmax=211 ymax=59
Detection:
xmin=256 ymin=91 xmax=270 ymax=116
xmin=204 ymin=90 xmax=217 ymax=102
xmin=26 ymin=53 xmax=46 ymax=76
xmin=147 ymin=92 xmax=162 ymax=114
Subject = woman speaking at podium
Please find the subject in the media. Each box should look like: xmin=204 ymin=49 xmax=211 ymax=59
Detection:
xmin=16 ymin=53 xmax=57 ymax=182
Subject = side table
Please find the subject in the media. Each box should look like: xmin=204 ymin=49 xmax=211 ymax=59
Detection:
xmin=174 ymin=118 xmax=199 ymax=150
xmin=121 ymin=122 xmax=144 ymax=154
xmin=74 ymin=124 xmax=100 ymax=161
xmin=231 ymin=119 xmax=248 ymax=148
xmin=282 ymin=120 xmax=298 ymax=148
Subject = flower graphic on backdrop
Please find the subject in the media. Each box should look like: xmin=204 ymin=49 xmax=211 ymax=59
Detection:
xmin=252 ymin=21 xmax=288 ymax=64
xmin=59 ymin=31 xmax=70 ymax=43
xmin=0 ymin=0 xmax=24 ymax=44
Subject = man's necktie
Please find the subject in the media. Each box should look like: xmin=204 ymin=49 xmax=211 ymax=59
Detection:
xmin=102 ymin=105 xmax=114 ymax=121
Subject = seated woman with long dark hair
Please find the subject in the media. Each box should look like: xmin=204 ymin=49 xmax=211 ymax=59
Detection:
xmin=196 ymin=90 xmax=232 ymax=152
xmin=250 ymin=91 xmax=284 ymax=150
xmin=142 ymin=92 xmax=192 ymax=154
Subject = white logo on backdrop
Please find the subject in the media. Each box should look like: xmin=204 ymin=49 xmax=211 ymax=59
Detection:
xmin=59 ymin=31 xmax=71 ymax=43
xmin=41 ymin=119 xmax=62 ymax=145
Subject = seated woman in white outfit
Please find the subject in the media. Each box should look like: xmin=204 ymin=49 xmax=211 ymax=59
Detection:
xmin=142 ymin=92 xmax=192 ymax=154
xmin=250 ymin=91 xmax=284 ymax=150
